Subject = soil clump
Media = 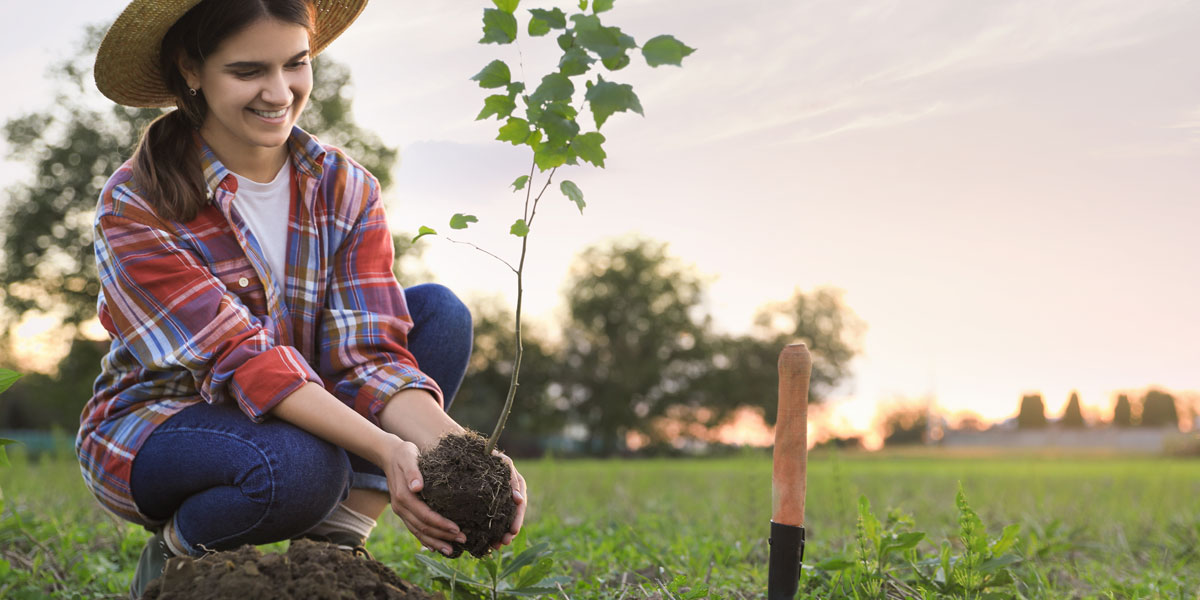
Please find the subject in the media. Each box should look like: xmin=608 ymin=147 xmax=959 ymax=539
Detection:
xmin=417 ymin=430 xmax=516 ymax=558
xmin=141 ymin=539 xmax=441 ymax=600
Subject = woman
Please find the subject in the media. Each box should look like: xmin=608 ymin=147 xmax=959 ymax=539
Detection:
xmin=79 ymin=1 xmax=526 ymax=596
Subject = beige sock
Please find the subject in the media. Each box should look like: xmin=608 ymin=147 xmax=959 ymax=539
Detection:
xmin=305 ymin=502 xmax=377 ymax=542
xmin=162 ymin=517 xmax=189 ymax=557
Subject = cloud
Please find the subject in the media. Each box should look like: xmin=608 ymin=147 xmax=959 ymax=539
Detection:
xmin=662 ymin=0 xmax=1194 ymax=147
xmin=784 ymin=101 xmax=948 ymax=144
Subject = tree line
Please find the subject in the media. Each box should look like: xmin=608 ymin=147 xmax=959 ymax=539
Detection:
xmin=0 ymin=31 xmax=863 ymax=456
xmin=1016 ymin=389 xmax=1183 ymax=429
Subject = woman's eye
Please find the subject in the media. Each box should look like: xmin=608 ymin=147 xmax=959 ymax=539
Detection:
xmin=287 ymin=61 xmax=309 ymax=69
xmin=234 ymin=71 xmax=258 ymax=79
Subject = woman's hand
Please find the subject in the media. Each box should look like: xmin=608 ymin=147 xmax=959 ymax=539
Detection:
xmin=492 ymin=451 xmax=528 ymax=549
xmin=378 ymin=434 xmax=465 ymax=556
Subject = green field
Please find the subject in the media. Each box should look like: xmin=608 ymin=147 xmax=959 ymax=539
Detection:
xmin=1 ymin=448 xmax=1197 ymax=599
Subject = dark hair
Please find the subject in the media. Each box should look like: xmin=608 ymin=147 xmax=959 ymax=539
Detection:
xmin=130 ymin=0 xmax=314 ymax=222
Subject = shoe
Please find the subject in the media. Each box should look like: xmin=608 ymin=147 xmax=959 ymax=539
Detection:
xmin=293 ymin=531 xmax=374 ymax=560
xmin=129 ymin=530 xmax=174 ymax=599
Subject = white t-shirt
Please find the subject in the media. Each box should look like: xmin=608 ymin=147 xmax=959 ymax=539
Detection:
xmin=231 ymin=160 xmax=291 ymax=290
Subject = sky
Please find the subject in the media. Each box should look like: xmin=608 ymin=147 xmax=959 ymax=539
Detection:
xmin=2 ymin=1 xmax=1198 ymax=443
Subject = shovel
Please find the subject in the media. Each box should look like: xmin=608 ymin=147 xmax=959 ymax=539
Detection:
xmin=769 ymin=343 xmax=810 ymax=600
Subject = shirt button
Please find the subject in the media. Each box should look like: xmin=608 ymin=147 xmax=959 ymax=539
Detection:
xmin=238 ymin=277 xmax=250 ymax=288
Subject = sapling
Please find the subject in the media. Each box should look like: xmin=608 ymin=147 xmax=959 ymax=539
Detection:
xmin=411 ymin=0 xmax=693 ymax=557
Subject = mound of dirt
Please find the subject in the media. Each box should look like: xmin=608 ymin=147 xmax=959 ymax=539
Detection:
xmin=141 ymin=539 xmax=441 ymax=600
xmin=417 ymin=431 xmax=516 ymax=558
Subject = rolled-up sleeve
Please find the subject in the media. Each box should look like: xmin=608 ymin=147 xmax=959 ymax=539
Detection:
xmin=318 ymin=180 xmax=443 ymax=423
xmin=96 ymin=212 xmax=322 ymax=422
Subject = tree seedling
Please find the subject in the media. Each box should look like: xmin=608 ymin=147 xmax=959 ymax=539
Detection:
xmin=411 ymin=0 xmax=693 ymax=558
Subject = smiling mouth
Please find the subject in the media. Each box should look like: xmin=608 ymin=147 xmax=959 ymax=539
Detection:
xmin=250 ymin=107 xmax=288 ymax=119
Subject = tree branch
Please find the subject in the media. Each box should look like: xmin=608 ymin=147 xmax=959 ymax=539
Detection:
xmin=444 ymin=236 xmax=519 ymax=275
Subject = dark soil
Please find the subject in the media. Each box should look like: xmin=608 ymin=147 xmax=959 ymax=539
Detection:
xmin=417 ymin=430 xmax=516 ymax=558
xmin=141 ymin=539 xmax=441 ymax=600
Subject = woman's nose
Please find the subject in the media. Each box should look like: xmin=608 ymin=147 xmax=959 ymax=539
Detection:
xmin=260 ymin=71 xmax=294 ymax=106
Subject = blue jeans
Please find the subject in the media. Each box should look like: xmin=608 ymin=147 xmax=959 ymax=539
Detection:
xmin=129 ymin=284 xmax=472 ymax=556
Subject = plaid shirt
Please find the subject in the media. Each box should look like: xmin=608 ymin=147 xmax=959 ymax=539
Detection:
xmin=76 ymin=127 xmax=442 ymax=525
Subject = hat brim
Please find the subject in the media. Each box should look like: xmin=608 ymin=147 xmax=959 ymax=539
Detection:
xmin=95 ymin=0 xmax=368 ymax=108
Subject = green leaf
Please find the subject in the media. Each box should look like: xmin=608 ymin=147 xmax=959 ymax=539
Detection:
xmin=411 ymin=226 xmax=437 ymax=243
xmin=571 ymin=15 xmax=626 ymax=60
xmin=530 ymin=73 xmax=575 ymax=105
xmin=526 ymin=129 xmax=543 ymax=151
xmin=449 ymin=213 xmax=478 ymax=230
xmin=558 ymin=47 xmax=595 ymax=77
xmin=507 ymin=81 xmax=526 ymax=96
xmin=497 ymin=117 xmax=531 ymax=145
xmin=601 ymin=53 xmax=630 ymax=71
xmin=513 ymin=557 xmax=554 ymax=588
xmin=510 ymin=219 xmax=530 ymax=237
xmin=535 ymin=102 xmax=580 ymax=144
xmin=979 ymin=554 xmax=1022 ymax=574
xmin=500 ymin=541 xmax=551 ymax=580
xmin=480 ymin=8 xmax=518 ymax=44
xmin=991 ymin=523 xmax=1021 ymax=555
xmin=492 ymin=0 xmax=519 ymax=13
xmin=471 ymin=60 xmax=512 ymax=89
xmin=642 ymin=35 xmax=696 ymax=67
xmin=528 ymin=16 xmax=551 ymax=37
xmin=534 ymin=143 xmax=569 ymax=171
xmin=477 ymin=94 xmax=517 ymax=121
xmin=0 ymin=438 xmax=17 ymax=468
xmin=571 ymin=131 xmax=606 ymax=167
xmin=593 ymin=0 xmax=614 ymax=13
xmin=0 ymin=369 xmax=21 ymax=395
xmin=414 ymin=554 xmax=486 ymax=587
xmin=561 ymin=180 xmax=585 ymax=213
xmin=578 ymin=0 xmax=588 ymax=10
xmin=557 ymin=32 xmax=574 ymax=51
xmin=585 ymin=75 xmax=643 ymax=128
xmin=482 ymin=556 xmax=499 ymax=579
xmin=528 ymin=7 xmax=567 ymax=29
xmin=511 ymin=175 xmax=530 ymax=191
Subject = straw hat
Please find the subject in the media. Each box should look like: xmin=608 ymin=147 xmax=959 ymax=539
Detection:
xmin=95 ymin=0 xmax=368 ymax=108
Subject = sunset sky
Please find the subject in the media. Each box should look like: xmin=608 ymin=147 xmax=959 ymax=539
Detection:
xmin=2 ymin=1 xmax=1198 ymax=442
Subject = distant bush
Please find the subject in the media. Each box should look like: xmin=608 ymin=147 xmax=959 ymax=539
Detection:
xmin=1017 ymin=394 xmax=1047 ymax=429
xmin=1141 ymin=390 xmax=1178 ymax=428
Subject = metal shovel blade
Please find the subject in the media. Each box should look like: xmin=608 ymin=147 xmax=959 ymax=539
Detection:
xmin=769 ymin=521 xmax=805 ymax=600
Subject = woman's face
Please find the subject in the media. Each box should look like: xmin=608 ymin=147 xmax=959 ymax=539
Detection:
xmin=183 ymin=17 xmax=313 ymax=155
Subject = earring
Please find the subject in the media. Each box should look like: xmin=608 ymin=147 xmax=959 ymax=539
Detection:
xmin=188 ymin=88 xmax=198 ymax=96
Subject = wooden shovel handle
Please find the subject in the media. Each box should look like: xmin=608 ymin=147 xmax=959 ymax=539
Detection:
xmin=772 ymin=343 xmax=811 ymax=526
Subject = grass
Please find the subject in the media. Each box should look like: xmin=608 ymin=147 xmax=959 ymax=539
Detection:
xmin=1 ymin=446 xmax=1198 ymax=598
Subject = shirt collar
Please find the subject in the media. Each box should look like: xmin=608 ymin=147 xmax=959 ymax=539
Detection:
xmin=196 ymin=126 xmax=327 ymax=200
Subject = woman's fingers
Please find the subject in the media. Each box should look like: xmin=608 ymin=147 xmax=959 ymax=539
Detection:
xmin=384 ymin=439 xmax=464 ymax=552
xmin=491 ymin=452 xmax=528 ymax=548
xmin=394 ymin=500 xmax=463 ymax=555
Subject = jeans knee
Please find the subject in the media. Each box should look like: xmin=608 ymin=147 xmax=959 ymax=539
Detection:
xmin=270 ymin=433 xmax=349 ymax=528
xmin=413 ymin=283 xmax=472 ymax=332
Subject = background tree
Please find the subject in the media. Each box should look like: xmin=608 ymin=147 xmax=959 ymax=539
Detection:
xmin=557 ymin=237 xmax=709 ymax=455
xmin=1060 ymin=391 xmax=1085 ymax=428
xmin=879 ymin=403 xmax=929 ymax=447
xmin=1 ymin=27 xmax=401 ymax=429
xmin=1112 ymin=394 xmax=1132 ymax=427
xmin=692 ymin=287 xmax=863 ymax=428
xmin=1140 ymin=390 xmax=1178 ymax=429
xmin=1017 ymin=393 xmax=1046 ymax=429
